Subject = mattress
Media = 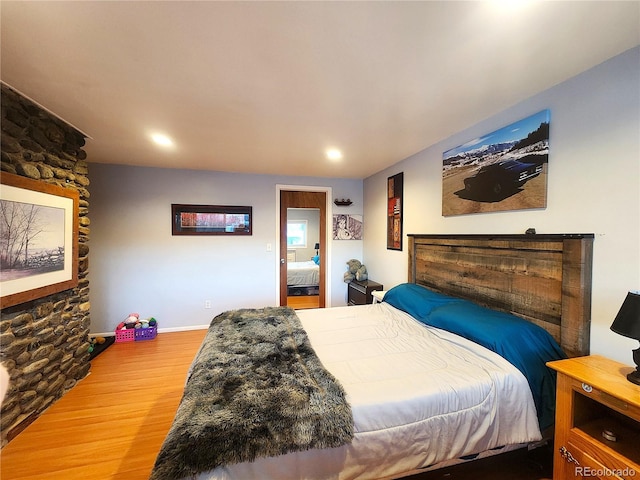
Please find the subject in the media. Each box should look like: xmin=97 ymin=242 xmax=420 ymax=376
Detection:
xmin=287 ymin=260 xmax=320 ymax=286
xmin=193 ymin=303 xmax=542 ymax=480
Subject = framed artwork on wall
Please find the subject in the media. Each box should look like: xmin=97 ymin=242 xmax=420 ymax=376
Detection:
xmin=387 ymin=172 xmax=403 ymax=250
xmin=0 ymin=173 xmax=79 ymax=308
xmin=442 ymin=109 xmax=550 ymax=216
xmin=171 ymin=204 xmax=252 ymax=235
xmin=332 ymin=214 xmax=363 ymax=240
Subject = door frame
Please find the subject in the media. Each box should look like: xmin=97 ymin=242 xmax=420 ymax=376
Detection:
xmin=276 ymin=184 xmax=332 ymax=307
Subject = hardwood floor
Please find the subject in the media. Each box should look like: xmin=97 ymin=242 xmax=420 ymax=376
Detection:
xmin=0 ymin=330 xmax=207 ymax=480
xmin=287 ymin=294 xmax=319 ymax=309
xmin=0 ymin=329 xmax=553 ymax=480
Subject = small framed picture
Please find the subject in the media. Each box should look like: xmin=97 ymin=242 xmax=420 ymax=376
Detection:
xmin=332 ymin=214 xmax=363 ymax=240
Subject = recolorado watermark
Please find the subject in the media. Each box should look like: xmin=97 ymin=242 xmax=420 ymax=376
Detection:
xmin=576 ymin=466 xmax=636 ymax=477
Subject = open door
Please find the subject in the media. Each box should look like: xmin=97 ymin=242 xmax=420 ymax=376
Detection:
xmin=280 ymin=190 xmax=326 ymax=308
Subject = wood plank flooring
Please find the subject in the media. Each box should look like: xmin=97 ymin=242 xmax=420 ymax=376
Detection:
xmin=1 ymin=330 xmax=207 ymax=480
xmin=0 ymin=329 xmax=552 ymax=480
xmin=287 ymin=294 xmax=319 ymax=309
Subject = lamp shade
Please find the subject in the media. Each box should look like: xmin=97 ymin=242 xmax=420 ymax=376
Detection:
xmin=314 ymin=243 xmax=320 ymax=250
xmin=610 ymin=291 xmax=640 ymax=340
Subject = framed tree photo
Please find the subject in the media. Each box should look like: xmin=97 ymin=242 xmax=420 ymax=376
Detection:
xmin=387 ymin=172 xmax=403 ymax=250
xmin=1 ymin=173 xmax=79 ymax=308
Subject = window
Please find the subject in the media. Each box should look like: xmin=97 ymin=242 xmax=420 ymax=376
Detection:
xmin=287 ymin=220 xmax=307 ymax=248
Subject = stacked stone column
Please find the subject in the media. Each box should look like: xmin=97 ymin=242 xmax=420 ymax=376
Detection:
xmin=1 ymin=84 xmax=91 ymax=445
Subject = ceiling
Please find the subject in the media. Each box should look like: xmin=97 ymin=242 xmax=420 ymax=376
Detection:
xmin=1 ymin=1 xmax=638 ymax=179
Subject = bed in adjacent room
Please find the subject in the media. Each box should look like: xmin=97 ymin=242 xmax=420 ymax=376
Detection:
xmin=151 ymin=233 xmax=594 ymax=480
xmin=287 ymin=260 xmax=320 ymax=287
xmin=287 ymin=260 xmax=320 ymax=295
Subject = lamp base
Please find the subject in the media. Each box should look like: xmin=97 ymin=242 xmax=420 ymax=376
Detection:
xmin=628 ymin=347 xmax=640 ymax=385
xmin=628 ymin=369 xmax=640 ymax=386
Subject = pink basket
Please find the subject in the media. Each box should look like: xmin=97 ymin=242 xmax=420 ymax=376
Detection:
xmin=115 ymin=328 xmax=135 ymax=343
xmin=135 ymin=325 xmax=157 ymax=341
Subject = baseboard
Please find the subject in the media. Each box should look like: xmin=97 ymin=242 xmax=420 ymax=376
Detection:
xmin=91 ymin=324 xmax=210 ymax=338
xmin=157 ymin=325 xmax=210 ymax=333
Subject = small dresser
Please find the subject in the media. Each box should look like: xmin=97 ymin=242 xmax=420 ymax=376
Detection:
xmin=347 ymin=280 xmax=383 ymax=305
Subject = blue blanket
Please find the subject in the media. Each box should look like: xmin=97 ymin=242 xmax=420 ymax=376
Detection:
xmin=384 ymin=283 xmax=566 ymax=430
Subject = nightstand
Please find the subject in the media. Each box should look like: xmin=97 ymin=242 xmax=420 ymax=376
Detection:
xmin=547 ymin=355 xmax=640 ymax=479
xmin=348 ymin=280 xmax=383 ymax=305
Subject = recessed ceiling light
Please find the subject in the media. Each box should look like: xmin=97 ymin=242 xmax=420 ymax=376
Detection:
xmin=326 ymin=148 xmax=343 ymax=161
xmin=150 ymin=133 xmax=174 ymax=148
xmin=488 ymin=0 xmax=532 ymax=13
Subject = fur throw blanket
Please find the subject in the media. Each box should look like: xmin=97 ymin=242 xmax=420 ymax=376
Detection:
xmin=150 ymin=307 xmax=353 ymax=480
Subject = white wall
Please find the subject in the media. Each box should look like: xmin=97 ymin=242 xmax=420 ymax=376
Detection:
xmin=363 ymin=47 xmax=640 ymax=365
xmin=88 ymin=167 xmax=363 ymax=333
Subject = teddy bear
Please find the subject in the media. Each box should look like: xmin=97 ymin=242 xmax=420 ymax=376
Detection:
xmin=343 ymin=259 xmax=361 ymax=283
xmin=344 ymin=259 xmax=368 ymax=282
xmin=355 ymin=264 xmax=368 ymax=281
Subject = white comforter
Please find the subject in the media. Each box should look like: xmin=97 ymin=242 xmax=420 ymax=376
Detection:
xmin=194 ymin=303 xmax=541 ymax=480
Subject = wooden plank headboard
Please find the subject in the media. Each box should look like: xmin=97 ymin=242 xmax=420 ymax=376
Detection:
xmin=408 ymin=234 xmax=594 ymax=358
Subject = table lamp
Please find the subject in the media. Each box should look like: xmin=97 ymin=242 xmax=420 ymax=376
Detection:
xmin=314 ymin=243 xmax=320 ymax=255
xmin=610 ymin=291 xmax=640 ymax=385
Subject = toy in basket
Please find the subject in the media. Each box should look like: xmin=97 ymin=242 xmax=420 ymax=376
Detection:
xmin=115 ymin=313 xmax=158 ymax=342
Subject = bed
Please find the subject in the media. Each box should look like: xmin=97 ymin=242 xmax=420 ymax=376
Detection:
xmin=151 ymin=233 xmax=594 ymax=480
xmin=287 ymin=260 xmax=320 ymax=288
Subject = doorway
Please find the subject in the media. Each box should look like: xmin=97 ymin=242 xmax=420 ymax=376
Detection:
xmin=279 ymin=190 xmax=327 ymax=308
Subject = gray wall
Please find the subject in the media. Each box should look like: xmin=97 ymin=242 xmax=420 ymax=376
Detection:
xmin=88 ymin=167 xmax=363 ymax=333
xmin=363 ymin=47 xmax=640 ymax=365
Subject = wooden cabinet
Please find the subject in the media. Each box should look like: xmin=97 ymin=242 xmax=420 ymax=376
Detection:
xmin=547 ymin=355 xmax=640 ymax=480
xmin=348 ymin=280 xmax=383 ymax=305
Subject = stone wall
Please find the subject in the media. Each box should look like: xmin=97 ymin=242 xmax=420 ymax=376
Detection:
xmin=0 ymin=84 xmax=91 ymax=445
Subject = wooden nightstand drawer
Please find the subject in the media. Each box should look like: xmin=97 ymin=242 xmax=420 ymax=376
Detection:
xmin=563 ymin=440 xmax=623 ymax=479
xmin=348 ymin=285 xmax=367 ymax=305
xmin=548 ymin=356 xmax=640 ymax=480
xmin=566 ymin=430 xmax=638 ymax=479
